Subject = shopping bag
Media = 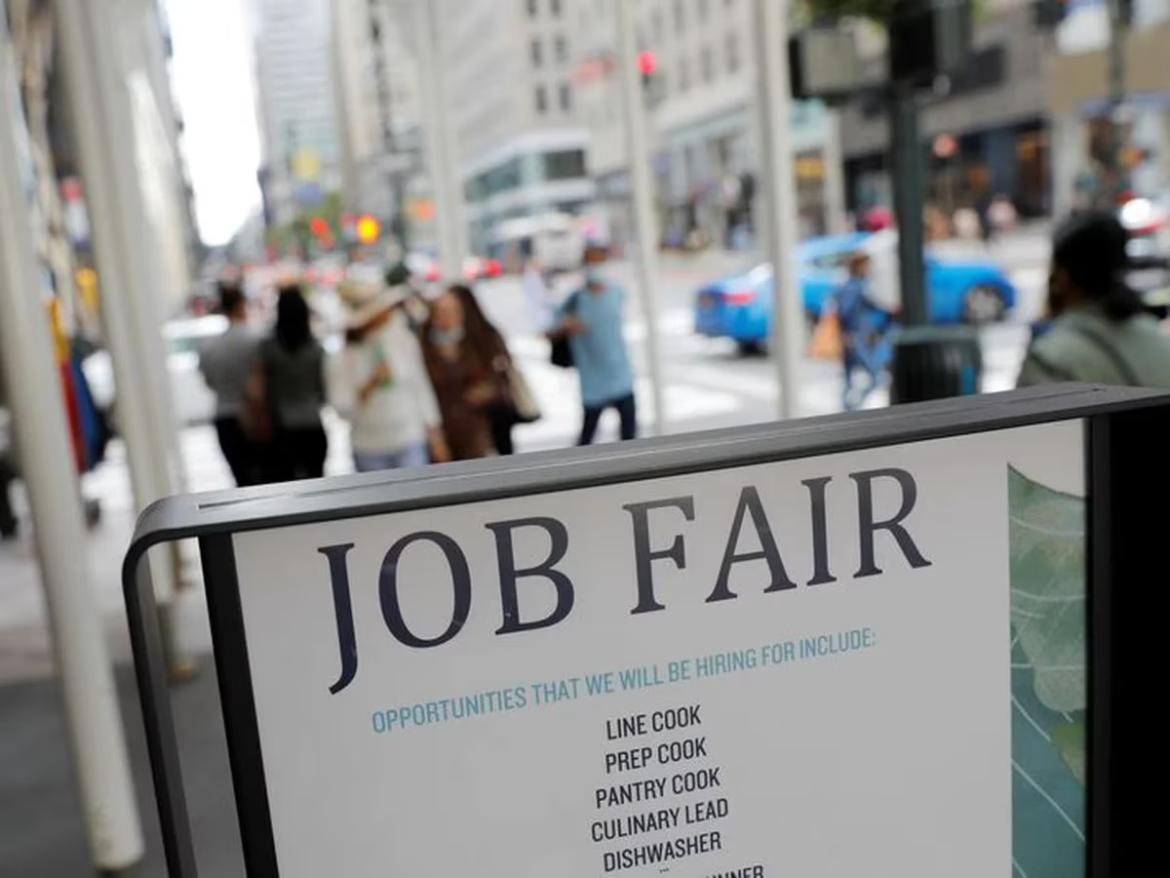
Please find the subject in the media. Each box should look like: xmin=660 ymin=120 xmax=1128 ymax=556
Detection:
xmin=807 ymin=310 xmax=843 ymax=360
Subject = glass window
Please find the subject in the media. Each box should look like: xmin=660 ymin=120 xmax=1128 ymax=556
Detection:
xmin=543 ymin=149 xmax=587 ymax=180
xmin=674 ymin=0 xmax=685 ymax=33
xmin=555 ymin=35 xmax=568 ymax=63
xmin=534 ymin=85 xmax=547 ymax=114
xmin=697 ymin=0 xmax=709 ymax=22
xmin=527 ymin=0 xmax=538 ymax=18
xmin=551 ymin=0 xmax=562 ymax=17
xmin=559 ymin=81 xmax=573 ymax=111
xmin=678 ymin=55 xmax=691 ymax=91
xmin=725 ymin=31 xmax=740 ymax=73
xmin=531 ymin=38 xmax=543 ymax=68
xmin=701 ymin=46 xmax=714 ymax=83
xmin=652 ymin=8 xmax=664 ymax=41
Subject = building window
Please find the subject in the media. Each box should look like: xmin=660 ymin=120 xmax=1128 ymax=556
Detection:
xmin=725 ymin=31 xmax=740 ymax=73
xmin=551 ymin=0 xmax=562 ymax=17
xmin=678 ymin=55 xmax=691 ymax=91
xmin=697 ymin=0 xmax=709 ymax=21
xmin=652 ymin=8 xmax=664 ymax=41
xmin=527 ymin=0 xmax=538 ymax=18
xmin=535 ymin=85 xmax=547 ymax=114
xmin=555 ymin=35 xmax=568 ymax=63
xmin=544 ymin=149 xmax=587 ymax=180
xmin=700 ymin=45 xmax=714 ymax=83
xmin=674 ymin=0 xmax=685 ymax=33
xmin=531 ymin=38 xmax=543 ymax=67
xmin=559 ymin=81 xmax=573 ymax=111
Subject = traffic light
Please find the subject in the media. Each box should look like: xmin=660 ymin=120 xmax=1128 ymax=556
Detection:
xmin=636 ymin=51 xmax=657 ymax=77
xmin=355 ymin=214 xmax=381 ymax=245
xmin=309 ymin=216 xmax=329 ymax=238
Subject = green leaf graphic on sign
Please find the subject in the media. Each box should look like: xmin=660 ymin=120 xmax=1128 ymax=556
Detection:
xmin=1008 ymin=466 xmax=1086 ymax=877
xmin=1008 ymin=467 xmax=1086 ymax=713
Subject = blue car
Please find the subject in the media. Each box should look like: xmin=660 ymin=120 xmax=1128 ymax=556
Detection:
xmin=695 ymin=232 xmax=1017 ymax=352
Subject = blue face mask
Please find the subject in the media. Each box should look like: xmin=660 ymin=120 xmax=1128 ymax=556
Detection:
xmin=429 ymin=325 xmax=465 ymax=346
xmin=584 ymin=266 xmax=604 ymax=286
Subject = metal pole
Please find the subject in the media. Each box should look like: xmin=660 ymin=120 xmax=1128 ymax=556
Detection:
xmin=0 ymin=12 xmax=143 ymax=873
xmin=754 ymin=0 xmax=805 ymax=418
xmin=55 ymin=0 xmax=188 ymax=666
xmin=889 ymin=82 xmax=928 ymax=326
xmin=415 ymin=0 xmax=464 ymax=278
xmin=821 ymin=108 xmax=849 ymax=235
xmin=1105 ymin=0 xmax=1129 ymax=204
xmin=615 ymin=0 xmax=668 ymax=436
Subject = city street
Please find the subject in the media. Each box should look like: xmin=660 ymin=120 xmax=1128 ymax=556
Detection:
xmin=0 ymin=228 xmax=1050 ymax=874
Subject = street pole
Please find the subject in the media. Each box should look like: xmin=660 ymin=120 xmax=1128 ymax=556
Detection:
xmin=1105 ymin=0 xmax=1129 ymax=204
xmin=888 ymin=81 xmax=928 ymax=326
xmin=821 ymin=108 xmax=849 ymax=235
xmin=615 ymin=0 xmax=668 ymax=435
xmin=55 ymin=0 xmax=189 ymax=671
xmin=0 ymin=12 xmax=143 ymax=874
xmin=754 ymin=0 xmax=805 ymax=419
xmin=415 ymin=0 xmax=464 ymax=278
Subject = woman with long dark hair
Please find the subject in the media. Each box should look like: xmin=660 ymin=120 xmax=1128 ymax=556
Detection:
xmin=420 ymin=284 xmax=526 ymax=459
xmin=261 ymin=285 xmax=328 ymax=480
xmin=1018 ymin=212 xmax=1170 ymax=388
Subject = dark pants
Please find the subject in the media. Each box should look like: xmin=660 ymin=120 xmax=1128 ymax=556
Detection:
xmin=579 ymin=392 xmax=637 ymax=446
xmin=214 ymin=416 xmax=262 ymax=487
xmin=0 ymin=455 xmax=16 ymax=538
xmin=487 ymin=405 xmax=514 ymax=456
xmin=270 ymin=424 xmax=327 ymax=482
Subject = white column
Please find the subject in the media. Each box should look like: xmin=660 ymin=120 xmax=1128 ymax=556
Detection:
xmin=0 ymin=12 xmax=143 ymax=873
xmin=615 ymin=0 xmax=668 ymax=435
xmin=754 ymin=0 xmax=804 ymax=418
xmin=415 ymin=0 xmax=465 ymax=278
xmin=55 ymin=1 xmax=182 ymax=618
xmin=822 ymin=108 xmax=849 ymax=235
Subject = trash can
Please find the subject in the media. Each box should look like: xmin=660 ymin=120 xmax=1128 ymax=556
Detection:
xmin=889 ymin=325 xmax=982 ymax=404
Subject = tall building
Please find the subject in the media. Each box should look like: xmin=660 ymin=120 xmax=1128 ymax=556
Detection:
xmin=1045 ymin=0 xmax=1170 ymax=216
xmin=254 ymin=0 xmax=341 ymax=227
xmin=438 ymin=0 xmax=593 ymax=252
xmin=839 ymin=0 xmax=1053 ymax=220
xmin=331 ymin=0 xmax=423 ymax=222
xmin=571 ymin=0 xmax=838 ymax=248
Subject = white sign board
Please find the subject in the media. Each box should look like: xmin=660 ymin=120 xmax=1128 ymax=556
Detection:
xmin=230 ymin=421 xmax=1085 ymax=877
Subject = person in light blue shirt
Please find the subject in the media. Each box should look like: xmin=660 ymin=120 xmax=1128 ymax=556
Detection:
xmin=833 ymin=251 xmax=892 ymax=411
xmin=550 ymin=243 xmax=637 ymax=444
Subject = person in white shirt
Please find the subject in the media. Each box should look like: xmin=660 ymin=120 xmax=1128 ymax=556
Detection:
xmin=330 ymin=283 xmax=449 ymax=471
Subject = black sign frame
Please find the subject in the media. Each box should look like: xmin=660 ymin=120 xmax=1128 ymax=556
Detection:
xmin=122 ymin=385 xmax=1169 ymax=876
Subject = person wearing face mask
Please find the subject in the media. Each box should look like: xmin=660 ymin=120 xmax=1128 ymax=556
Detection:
xmin=1017 ymin=211 xmax=1170 ymax=388
xmin=548 ymin=242 xmax=637 ymax=445
xmin=420 ymin=285 xmax=509 ymax=460
xmin=331 ymin=281 xmax=449 ymax=471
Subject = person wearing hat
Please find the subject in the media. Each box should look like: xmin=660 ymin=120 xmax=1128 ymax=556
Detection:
xmin=1018 ymin=212 xmax=1170 ymax=388
xmin=330 ymin=280 xmax=449 ymax=471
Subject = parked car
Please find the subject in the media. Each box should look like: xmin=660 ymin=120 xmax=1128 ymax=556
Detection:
xmin=83 ymin=314 xmax=228 ymax=427
xmin=694 ymin=232 xmax=1018 ymax=353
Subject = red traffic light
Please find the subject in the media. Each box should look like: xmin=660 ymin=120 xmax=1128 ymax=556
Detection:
xmin=309 ymin=216 xmax=329 ymax=238
xmin=636 ymin=51 xmax=657 ymax=76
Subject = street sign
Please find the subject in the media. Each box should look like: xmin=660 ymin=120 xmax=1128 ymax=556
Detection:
xmin=123 ymin=386 xmax=1166 ymax=877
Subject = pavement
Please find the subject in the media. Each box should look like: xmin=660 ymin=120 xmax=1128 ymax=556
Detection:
xmin=0 ymin=229 xmax=1049 ymax=874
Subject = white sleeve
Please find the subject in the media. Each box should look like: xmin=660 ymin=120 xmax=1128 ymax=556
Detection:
xmin=404 ymin=331 xmax=441 ymax=429
xmin=327 ymin=347 xmax=358 ymax=420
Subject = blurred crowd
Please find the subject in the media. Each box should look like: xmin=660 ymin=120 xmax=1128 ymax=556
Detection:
xmin=198 ymin=241 xmax=638 ymax=487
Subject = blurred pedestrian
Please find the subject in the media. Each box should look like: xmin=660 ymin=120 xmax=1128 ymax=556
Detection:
xmin=521 ymin=242 xmax=556 ymax=333
xmin=198 ymin=281 xmax=263 ymax=486
xmin=421 ymin=286 xmax=510 ymax=460
xmin=1018 ymin=212 xmax=1170 ymax=388
xmin=834 ymin=251 xmax=893 ymax=411
xmin=330 ymin=281 xmax=448 ymax=471
xmin=548 ymin=243 xmax=637 ymax=445
xmin=262 ymin=285 xmax=328 ymax=480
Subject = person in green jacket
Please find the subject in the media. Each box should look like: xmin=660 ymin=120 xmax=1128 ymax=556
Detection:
xmin=1018 ymin=212 xmax=1170 ymax=389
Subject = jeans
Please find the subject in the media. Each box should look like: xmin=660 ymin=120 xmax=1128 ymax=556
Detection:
xmin=354 ymin=442 xmax=429 ymax=473
xmin=579 ymin=392 xmax=637 ymax=446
